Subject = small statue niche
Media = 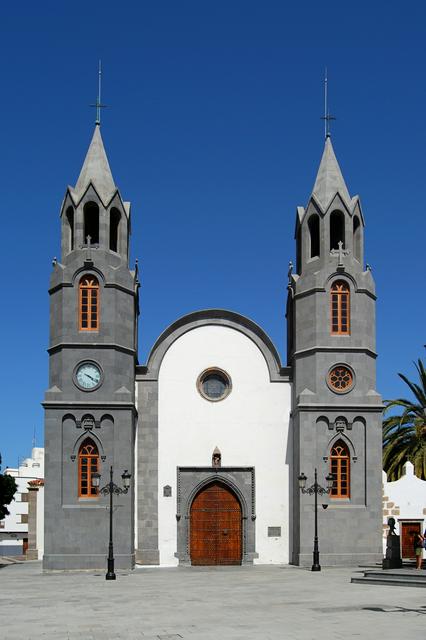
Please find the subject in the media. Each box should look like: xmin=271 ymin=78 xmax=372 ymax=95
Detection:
xmin=212 ymin=447 xmax=221 ymax=468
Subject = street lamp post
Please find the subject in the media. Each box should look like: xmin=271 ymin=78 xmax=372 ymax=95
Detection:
xmin=91 ymin=466 xmax=131 ymax=581
xmin=298 ymin=468 xmax=334 ymax=572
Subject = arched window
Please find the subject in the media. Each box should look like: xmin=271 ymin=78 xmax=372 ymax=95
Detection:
xmin=330 ymin=440 xmax=350 ymax=498
xmin=330 ymin=280 xmax=350 ymax=335
xmin=78 ymin=438 xmax=99 ymax=498
xmin=83 ymin=202 xmax=99 ymax=245
xmin=79 ymin=275 xmax=99 ymax=331
xmin=353 ymin=216 xmax=361 ymax=262
xmin=308 ymin=214 xmax=320 ymax=258
xmin=65 ymin=206 xmax=74 ymax=252
xmin=109 ymin=208 xmax=121 ymax=252
xmin=330 ymin=210 xmax=345 ymax=251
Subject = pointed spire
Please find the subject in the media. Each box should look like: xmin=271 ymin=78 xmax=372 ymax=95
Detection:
xmin=311 ymin=137 xmax=351 ymax=210
xmin=72 ymin=125 xmax=116 ymax=204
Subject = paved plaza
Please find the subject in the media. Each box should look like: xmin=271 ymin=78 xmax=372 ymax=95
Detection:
xmin=0 ymin=561 xmax=425 ymax=639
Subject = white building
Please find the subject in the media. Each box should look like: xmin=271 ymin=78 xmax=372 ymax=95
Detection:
xmin=382 ymin=461 xmax=426 ymax=560
xmin=0 ymin=448 xmax=44 ymax=558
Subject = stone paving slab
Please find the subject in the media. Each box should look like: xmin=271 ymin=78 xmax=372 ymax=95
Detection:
xmin=0 ymin=562 xmax=425 ymax=639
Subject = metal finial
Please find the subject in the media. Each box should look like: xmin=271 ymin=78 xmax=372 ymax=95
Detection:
xmin=321 ymin=68 xmax=336 ymax=139
xmin=90 ymin=60 xmax=108 ymax=125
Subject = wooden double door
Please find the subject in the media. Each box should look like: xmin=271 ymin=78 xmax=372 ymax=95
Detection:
xmin=190 ymin=481 xmax=242 ymax=565
xmin=401 ymin=522 xmax=422 ymax=559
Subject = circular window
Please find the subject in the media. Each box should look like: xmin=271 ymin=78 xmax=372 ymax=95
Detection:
xmin=327 ymin=365 xmax=354 ymax=394
xmin=197 ymin=368 xmax=232 ymax=402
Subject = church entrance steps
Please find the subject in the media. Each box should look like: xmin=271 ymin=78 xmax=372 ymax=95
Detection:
xmin=351 ymin=568 xmax=426 ymax=588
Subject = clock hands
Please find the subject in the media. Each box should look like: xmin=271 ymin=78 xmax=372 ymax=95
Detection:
xmin=76 ymin=364 xmax=101 ymax=389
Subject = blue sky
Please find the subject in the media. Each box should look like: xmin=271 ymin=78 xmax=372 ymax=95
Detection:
xmin=1 ymin=1 xmax=425 ymax=467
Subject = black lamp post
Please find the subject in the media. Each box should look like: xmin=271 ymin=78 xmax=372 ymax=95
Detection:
xmin=91 ymin=466 xmax=131 ymax=581
xmin=298 ymin=468 xmax=334 ymax=572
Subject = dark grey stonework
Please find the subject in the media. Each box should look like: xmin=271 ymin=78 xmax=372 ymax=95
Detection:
xmin=175 ymin=467 xmax=258 ymax=565
xmin=43 ymin=129 xmax=138 ymax=571
xmin=135 ymin=380 xmax=159 ymax=565
xmin=288 ymin=142 xmax=383 ymax=567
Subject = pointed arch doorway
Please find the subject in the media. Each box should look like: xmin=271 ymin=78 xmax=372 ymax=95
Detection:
xmin=190 ymin=481 xmax=242 ymax=565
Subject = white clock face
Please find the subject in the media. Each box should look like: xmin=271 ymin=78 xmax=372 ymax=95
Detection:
xmin=76 ymin=363 xmax=102 ymax=390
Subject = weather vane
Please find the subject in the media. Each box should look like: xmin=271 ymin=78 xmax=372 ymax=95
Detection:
xmin=321 ymin=68 xmax=336 ymax=139
xmin=90 ymin=60 xmax=108 ymax=125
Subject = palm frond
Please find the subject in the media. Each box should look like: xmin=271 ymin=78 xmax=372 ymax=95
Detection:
xmin=382 ymin=358 xmax=426 ymax=480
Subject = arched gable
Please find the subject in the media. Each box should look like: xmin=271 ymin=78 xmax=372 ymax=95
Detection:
xmin=140 ymin=309 xmax=290 ymax=382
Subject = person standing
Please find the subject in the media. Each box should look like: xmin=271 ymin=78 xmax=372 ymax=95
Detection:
xmin=414 ymin=532 xmax=424 ymax=570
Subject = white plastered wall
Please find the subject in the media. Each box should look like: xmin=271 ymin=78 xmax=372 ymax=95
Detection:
xmin=382 ymin=462 xmax=426 ymax=556
xmin=157 ymin=325 xmax=291 ymax=565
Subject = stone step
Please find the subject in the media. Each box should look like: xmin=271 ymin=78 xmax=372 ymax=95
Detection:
xmin=367 ymin=570 xmax=426 ymax=581
xmin=352 ymin=570 xmax=426 ymax=588
xmin=352 ymin=576 xmax=426 ymax=588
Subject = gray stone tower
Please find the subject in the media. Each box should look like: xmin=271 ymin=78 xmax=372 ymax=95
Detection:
xmin=288 ymin=136 xmax=383 ymax=566
xmin=43 ymin=124 xmax=138 ymax=570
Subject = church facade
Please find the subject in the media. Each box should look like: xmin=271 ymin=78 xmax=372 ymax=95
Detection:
xmin=43 ymin=124 xmax=383 ymax=570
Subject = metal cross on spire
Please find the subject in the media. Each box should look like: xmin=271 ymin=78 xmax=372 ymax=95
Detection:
xmin=321 ymin=68 xmax=336 ymax=139
xmin=90 ymin=60 xmax=108 ymax=125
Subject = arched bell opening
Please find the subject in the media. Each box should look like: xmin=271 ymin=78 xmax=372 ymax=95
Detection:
xmin=83 ymin=201 xmax=100 ymax=246
xmin=109 ymin=207 xmax=121 ymax=253
xmin=65 ymin=206 xmax=74 ymax=253
xmin=353 ymin=216 xmax=361 ymax=262
xmin=330 ymin=210 xmax=345 ymax=251
xmin=308 ymin=213 xmax=320 ymax=259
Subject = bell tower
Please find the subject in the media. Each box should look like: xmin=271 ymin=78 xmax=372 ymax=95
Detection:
xmin=288 ymin=134 xmax=383 ymax=566
xmin=43 ymin=123 xmax=138 ymax=571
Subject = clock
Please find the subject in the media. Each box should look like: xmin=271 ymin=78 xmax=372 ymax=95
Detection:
xmin=74 ymin=362 xmax=102 ymax=391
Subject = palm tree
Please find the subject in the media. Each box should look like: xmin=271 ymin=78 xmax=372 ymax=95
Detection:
xmin=383 ymin=358 xmax=426 ymax=480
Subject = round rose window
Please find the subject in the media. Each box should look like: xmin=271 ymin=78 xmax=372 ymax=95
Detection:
xmin=327 ymin=365 xmax=354 ymax=393
xmin=197 ymin=368 xmax=232 ymax=402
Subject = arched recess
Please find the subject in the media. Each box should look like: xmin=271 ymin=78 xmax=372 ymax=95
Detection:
xmin=83 ymin=201 xmax=99 ymax=245
xmin=65 ymin=206 xmax=74 ymax=252
xmin=189 ymin=479 xmax=243 ymax=565
xmin=109 ymin=207 xmax=121 ymax=252
xmin=353 ymin=216 xmax=361 ymax=262
xmin=352 ymin=416 xmax=366 ymax=429
xmin=316 ymin=416 xmax=330 ymax=431
xmin=100 ymin=414 xmax=114 ymax=429
xmin=72 ymin=430 xmax=105 ymax=459
xmin=324 ymin=431 xmax=356 ymax=461
xmin=62 ymin=414 xmax=76 ymax=431
xmin=72 ymin=265 xmax=105 ymax=286
xmin=308 ymin=214 xmax=320 ymax=258
xmin=330 ymin=210 xmax=345 ymax=251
